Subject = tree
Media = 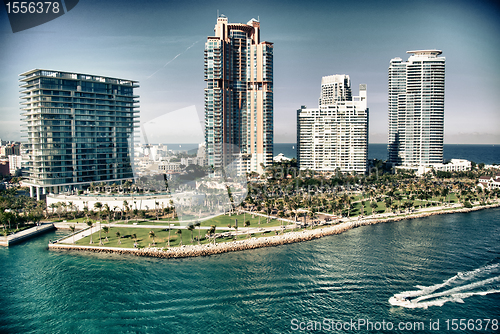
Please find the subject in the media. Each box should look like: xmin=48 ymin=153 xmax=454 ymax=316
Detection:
xmin=86 ymin=220 xmax=93 ymax=244
xmin=103 ymin=204 xmax=110 ymax=225
xmin=149 ymin=230 xmax=156 ymax=246
xmin=207 ymin=225 xmax=216 ymax=244
xmin=155 ymin=201 xmax=160 ymax=220
xmin=176 ymin=229 xmax=182 ymax=246
xmin=102 ymin=226 xmax=109 ymax=241
xmin=94 ymin=202 xmax=103 ymax=220
xmin=123 ymin=200 xmax=129 ymax=222
xmin=166 ymin=228 xmax=171 ymax=247
xmin=244 ymin=220 xmax=251 ymax=238
xmin=68 ymin=201 xmax=77 ymax=220
xmin=116 ymin=231 xmax=121 ymax=244
xmin=49 ymin=203 xmax=57 ymax=217
xmin=187 ymin=224 xmax=195 ymax=244
xmin=69 ymin=225 xmax=75 ymax=244
xmin=370 ymin=201 xmax=378 ymax=215
xmin=194 ymin=221 xmax=201 ymax=245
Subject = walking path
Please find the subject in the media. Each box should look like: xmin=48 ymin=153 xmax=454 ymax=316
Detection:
xmin=51 ymin=200 xmax=500 ymax=255
xmin=49 ymin=200 xmax=500 ymax=259
xmin=0 ymin=223 xmax=55 ymax=247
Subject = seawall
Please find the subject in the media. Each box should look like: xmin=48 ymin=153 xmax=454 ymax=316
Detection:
xmin=1 ymin=223 xmax=55 ymax=247
xmin=48 ymin=202 xmax=500 ymax=258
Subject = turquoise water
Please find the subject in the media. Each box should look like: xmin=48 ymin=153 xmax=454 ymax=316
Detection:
xmin=1 ymin=208 xmax=499 ymax=333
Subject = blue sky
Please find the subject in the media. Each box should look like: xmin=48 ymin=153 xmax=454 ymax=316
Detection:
xmin=0 ymin=0 xmax=499 ymax=144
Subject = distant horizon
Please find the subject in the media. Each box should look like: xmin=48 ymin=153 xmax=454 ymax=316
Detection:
xmin=1 ymin=0 xmax=499 ymax=145
xmin=132 ymin=142 xmax=500 ymax=146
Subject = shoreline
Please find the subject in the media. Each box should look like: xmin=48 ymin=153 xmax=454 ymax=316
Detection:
xmin=48 ymin=202 xmax=500 ymax=259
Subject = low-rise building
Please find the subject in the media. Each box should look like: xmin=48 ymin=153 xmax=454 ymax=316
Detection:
xmin=0 ymin=143 xmax=20 ymax=156
xmin=8 ymin=155 xmax=22 ymax=175
xmin=398 ymin=159 xmax=472 ymax=176
xmin=477 ymin=173 xmax=500 ymax=190
xmin=0 ymin=159 xmax=9 ymax=176
xmin=273 ymin=153 xmax=291 ymax=163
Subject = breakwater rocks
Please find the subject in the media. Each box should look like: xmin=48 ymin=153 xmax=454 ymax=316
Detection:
xmin=49 ymin=202 xmax=500 ymax=259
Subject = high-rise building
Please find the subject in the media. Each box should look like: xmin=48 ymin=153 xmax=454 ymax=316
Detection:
xmin=388 ymin=50 xmax=445 ymax=166
xmin=297 ymin=75 xmax=368 ymax=174
xmin=20 ymin=69 xmax=139 ymax=199
xmin=204 ymin=15 xmax=273 ymax=175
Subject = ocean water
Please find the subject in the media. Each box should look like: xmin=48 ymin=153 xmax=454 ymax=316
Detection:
xmin=274 ymin=143 xmax=500 ymax=165
xmin=1 ymin=208 xmax=499 ymax=333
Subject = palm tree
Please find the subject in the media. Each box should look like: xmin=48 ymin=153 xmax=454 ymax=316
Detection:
xmin=49 ymin=203 xmax=57 ymax=217
xmin=123 ymin=200 xmax=129 ymax=222
xmin=207 ymin=225 xmax=216 ymax=244
xmin=187 ymin=224 xmax=195 ymax=244
xmin=86 ymin=220 xmax=93 ymax=244
xmin=102 ymin=226 xmax=109 ymax=241
xmin=176 ymin=229 xmax=182 ymax=246
xmin=69 ymin=225 xmax=75 ymax=244
xmin=278 ymin=210 xmax=285 ymax=234
xmin=166 ymin=228 xmax=171 ymax=247
xmin=103 ymin=204 xmax=110 ymax=225
xmin=194 ymin=221 xmax=201 ymax=245
xmin=98 ymin=220 xmax=103 ymax=245
xmin=116 ymin=231 xmax=121 ymax=244
xmin=94 ymin=202 xmax=103 ymax=221
xmin=149 ymin=230 xmax=156 ymax=246
xmin=68 ymin=201 xmax=77 ymax=220
xmin=169 ymin=199 xmax=176 ymax=219
xmin=244 ymin=220 xmax=251 ymax=238
xmin=155 ymin=201 xmax=160 ymax=220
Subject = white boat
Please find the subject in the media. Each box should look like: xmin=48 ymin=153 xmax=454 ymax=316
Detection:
xmin=389 ymin=295 xmax=414 ymax=307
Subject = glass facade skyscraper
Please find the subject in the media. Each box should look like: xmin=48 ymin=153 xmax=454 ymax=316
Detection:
xmin=388 ymin=50 xmax=445 ymax=166
xmin=20 ymin=69 xmax=139 ymax=199
xmin=204 ymin=15 xmax=273 ymax=175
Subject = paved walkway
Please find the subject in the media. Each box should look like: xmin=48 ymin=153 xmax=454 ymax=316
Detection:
xmin=58 ymin=225 xmax=102 ymax=244
xmin=0 ymin=223 xmax=55 ymax=246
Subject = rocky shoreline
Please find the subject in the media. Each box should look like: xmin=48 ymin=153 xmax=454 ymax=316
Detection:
xmin=48 ymin=202 xmax=500 ymax=259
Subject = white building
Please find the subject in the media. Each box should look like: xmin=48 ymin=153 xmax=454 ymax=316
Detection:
xmin=297 ymin=75 xmax=368 ymax=174
xmin=433 ymin=159 xmax=471 ymax=172
xmin=397 ymin=159 xmax=472 ymax=176
xmin=388 ymin=50 xmax=445 ymax=167
xmin=477 ymin=173 xmax=500 ymax=190
xmin=8 ymin=155 xmax=22 ymax=175
xmin=158 ymin=161 xmax=181 ymax=173
xmin=273 ymin=153 xmax=291 ymax=163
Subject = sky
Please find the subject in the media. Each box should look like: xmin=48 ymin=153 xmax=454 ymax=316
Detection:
xmin=0 ymin=0 xmax=499 ymax=144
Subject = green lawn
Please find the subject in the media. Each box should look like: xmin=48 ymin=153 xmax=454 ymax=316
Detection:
xmin=199 ymin=213 xmax=286 ymax=228
xmin=74 ymin=226 xmax=232 ymax=248
xmin=73 ymin=225 xmax=306 ymax=249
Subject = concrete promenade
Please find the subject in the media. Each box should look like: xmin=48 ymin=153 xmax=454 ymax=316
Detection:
xmin=0 ymin=223 xmax=55 ymax=247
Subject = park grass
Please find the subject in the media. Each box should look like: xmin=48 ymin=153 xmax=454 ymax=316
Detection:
xmin=74 ymin=226 xmax=232 ymax=248
xmin=199 ymin=213 xmax=286 ymax=228
xmin=72 ymin=224 xmax=299 ymax=249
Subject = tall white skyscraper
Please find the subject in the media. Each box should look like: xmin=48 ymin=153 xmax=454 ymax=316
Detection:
xmin=297 ymin=75 xmax=368 ymax=174
xmin=388 ymin=50 xmax=445 ymax=166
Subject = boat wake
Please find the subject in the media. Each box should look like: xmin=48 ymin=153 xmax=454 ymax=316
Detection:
xmin=389 ymin=263 xmax=500 ymax=309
